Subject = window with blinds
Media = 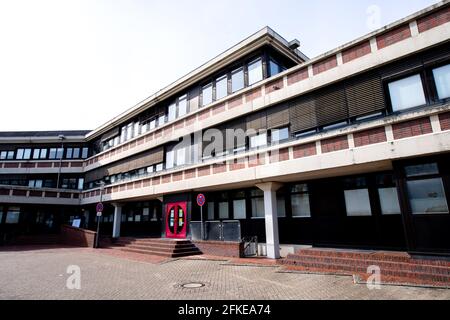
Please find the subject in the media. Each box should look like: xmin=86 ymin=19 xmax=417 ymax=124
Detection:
xmin=289 ymin=95 xmax=317 ymax=134
xmin=345 ymin=74 xmax=386 ymax=118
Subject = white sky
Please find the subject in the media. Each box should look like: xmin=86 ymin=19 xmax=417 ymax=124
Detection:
xmin=0 ymin=0 xmax=439 ymax=132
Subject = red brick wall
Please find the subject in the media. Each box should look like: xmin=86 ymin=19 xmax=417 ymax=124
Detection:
xmin=439 ymin=112 xmax=450 ymax=131
xmin=193 ymin=240 xmax=244 ymax=258
xmin=245 ymin=88 xmax=262 ymax=102
xmin=265 ymin=79 xmax=284 ymax=94
xmin=248 ymin=153 xmax=265 ymax=167
xmin=198 ymin=166 xmax=211 ymax=177
xmin=321 ymin=136 xmax=349 ymax=153
xmin=269 ymin=148 xmax=290 ymax=163
xmin=376 ymin=24 xmax=411 ymax=49
xmin=228 ymin=95 xmax=243 ymax=109
xmin=60 ymin=225 xmax=96 ymax=248
xmin=353 ymin=127 xmax=387 ymax=147
xmin=417 ymin=6 xmax=450 ymax=33
xmin=342 ymin=41 xmax=371 ymax=63
xmin=293 ymin=142 xmax=317 ymax=159
xmin=287 ymin=68 xmax=308 ymax=86
xmin=213 ymin=163 xmax=227 ymax=174
xmin=392 ymin=117 xmax=433 ymax=140
xmin=212 ymin=103 xmax=226 ymax=115
xmin=313 ymin=56 xmax=338 ymax=75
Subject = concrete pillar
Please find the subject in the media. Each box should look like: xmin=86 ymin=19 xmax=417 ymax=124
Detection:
xmin=112 ymin=203 xmax=123 ymax=239
xmin=256 ymin=182 xmax=283 ymax=259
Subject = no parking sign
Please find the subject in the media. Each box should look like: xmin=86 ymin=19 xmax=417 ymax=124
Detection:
xmin=196 ymin=194 xmax=206 ymax=207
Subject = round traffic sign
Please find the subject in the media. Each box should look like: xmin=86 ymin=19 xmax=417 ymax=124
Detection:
xmin=96 ymin=202 xmax=104 ymax=213
xmin=196 ymin=194 xmax=206 ymax=207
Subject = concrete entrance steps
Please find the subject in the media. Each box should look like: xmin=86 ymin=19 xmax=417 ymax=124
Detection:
xmin=278 ymin=248 xmax=450 ymax=287
xmin=106 ymin=237 xmax=202 ymax=258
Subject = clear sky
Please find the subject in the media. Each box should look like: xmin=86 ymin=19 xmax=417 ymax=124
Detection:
xmin=0 ymin=0 xmax=440 ymax=132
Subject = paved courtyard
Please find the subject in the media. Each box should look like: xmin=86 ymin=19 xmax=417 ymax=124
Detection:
xmin=0 ymin=246 xmax=449 ymax=300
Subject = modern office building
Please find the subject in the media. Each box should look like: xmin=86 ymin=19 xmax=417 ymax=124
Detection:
xmin=1 ymin=1 xmax=450 ymax=259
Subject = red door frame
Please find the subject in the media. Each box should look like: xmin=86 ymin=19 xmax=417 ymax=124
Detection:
xmin=165 ymin=202 xmax=187 ymax=239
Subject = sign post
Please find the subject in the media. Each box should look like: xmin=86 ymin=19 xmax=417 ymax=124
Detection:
xmin=95 ymin=202 xmax=104 ymax=248
xmin=196 ymin=194 xmax=206 ymax=240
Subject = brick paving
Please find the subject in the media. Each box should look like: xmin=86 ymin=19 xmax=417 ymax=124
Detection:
xmin=0 ymin=246 xmax=449 ymax=300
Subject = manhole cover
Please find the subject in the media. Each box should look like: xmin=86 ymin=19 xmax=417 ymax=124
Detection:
xmin=180 ymin=282 xmax=205 ymax=289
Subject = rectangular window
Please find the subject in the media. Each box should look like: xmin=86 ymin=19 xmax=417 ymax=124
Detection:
xmin=149 ymin=119 xmax=156 ymax=130
xmin=33 ymin=149 xmax=40 ymax=159
xmin=158 ymin=115 xmax=166 ymax=127
xmin=202 ymin=83 xmax=213 ymax=106
xmin=72 ymin=148 xmax=80 ymax=159
xmin=28 ymin=180 xmax=35 ymax=188
xmin=433 ymin=64 xmax=450 ymax=100
xmin=269 ymin=59 xmax=281 ymax=77
xmin=155 ymin=163 xmax=163 ymax=172
xmin=207 ymin=202 xmax=215 ymax=220
xmin=215 ymin=75 xmax=228 ymax=100
xmin=231 ymin=68 xmax=244 ymax=93
xmin=49 ymin=148 xmax=58 ymax=160
xmin=16 ymin=149 xmax=24 ymax=160
xmin=344 ymin=189 xmax=372 ymax=216
xmin=250 ymin=133 xmax=267 ymax=149
xmin=251 ymin=197 xmax=265 ymax=218
xmin=5 ymin=207 xmax=20 ymax=224
xmin=176 ymin=147 xmax=186 ymax=166
xmin=271 ymin=127 xmax=289 ymax=144
xmin=378 ymin=188 xmax=401 ymax=215
xmin=248 ymin=58 xmax=263 ymax=85
xmin=126 ymin=123 xmax=133 ymax=140
xmin=291 ymin=194 xmax=312 ymax=217
xmin=78 ymin=178 xmax=84 ymax=190
xmin=23 ymin=149 xmax=31 ymax=159
xmin=56 ymin=148 xmax=64 ymax=159
xmin=233 ymin=199 xmax=246 ymax=219
xmin=0 ymin=151 xmax=6 ymax=159
xmin=407 ymin=178 xmax=449 ymax=214
xmin=168 ymin=103 xmax=176 ymax=122
xmin=81 ymin=148 xmax=89 ymax=159
xmin=66 ymin=148 xmax=73 ymax=159
xmin=7 ymin=151 xmax=14 ymax=159
xmin=277 ymin=196 xmax=286 ymax=217
xmin=405 ymin=163 xmax=439 ymax=177
xmin=165 ymin=150 xmax=174 ymax=169
xmin=147 ymin=166 xmax=154 ymax=174
xmin=178 ymin=95 xmax=187 ymax=117
xmin=388 ymin=74 xmax=426 ymax=111
xmin=218 ymin=202 xmax=229 ymax=219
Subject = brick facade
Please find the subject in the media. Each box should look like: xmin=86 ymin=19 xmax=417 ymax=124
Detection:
xmin=342 ymin=41 xmax=371 ymax=63
xmin=287 ymin=68 xmax=308 ymax=85
xmin=417 ymin=6 xmax=450 ymax=33
xmin=321 ymin=136 xmax=349 ymax=153
xmin=353 ymin=127 xmax=387 ymax=147
xmin=392 ymin=117 xmax=433 ymax=140
xmin=192 ymin=240 xmax=244 ymax=258
xmin=293 ymin=142 xmax=317 ymax=158
xmin=439 ymin=112 xmax=450 ymax=131
xmin=313 ymin=56 xmax=338 ymax=75
xmin=376 ymin=24 xmax=411 ymax=49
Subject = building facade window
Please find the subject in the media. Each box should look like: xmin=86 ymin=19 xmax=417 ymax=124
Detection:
xmin=5 ymin=207 xmax=20 ymax=224
xmin=250 ymin=189 xmax=264 ymax=218
xmin=178 ymin=95 xmax=188 ymax=117
xmin=432 ymin=64 xmax=450 ymax=100
xmin=248 ymin=58 xmax=263 ymax=85
xmin=207 ymin=202 xmax=215 ymax=220
xmin=215 ymin=75 xmax=228 ymax=100
xmin=232 ymin=191 xmax=246 ymax=219
xmin=388 ymin=74 xmax=426 ymax=112
xmin=290 ymin=184 xmax=311 ymax=218
xmin=376 ymin=174 xmax=401 ymax=215
xmin=249 ymin=133 xmax=267 ymax=149
xmin=231 ymin=67 xmax=244 ymax=93
xmin=405 ymin=163 xmax=448 ymax=215
xmin=344 ymin=177 xmax=372 ymax=216
xmin=271 ymin=127 xmax=289 ymax=144
xmin=202 ymin=83 xmax=213 ymax=106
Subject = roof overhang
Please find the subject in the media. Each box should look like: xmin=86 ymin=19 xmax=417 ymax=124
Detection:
xmin=85 ymin=26 xmax=308 ymax=141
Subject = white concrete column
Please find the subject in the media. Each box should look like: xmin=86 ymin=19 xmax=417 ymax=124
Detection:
xmin=256 ymin=182 xmax=283 ymax=259
xmin=112 ymin=203 xmax=123 ymax=239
